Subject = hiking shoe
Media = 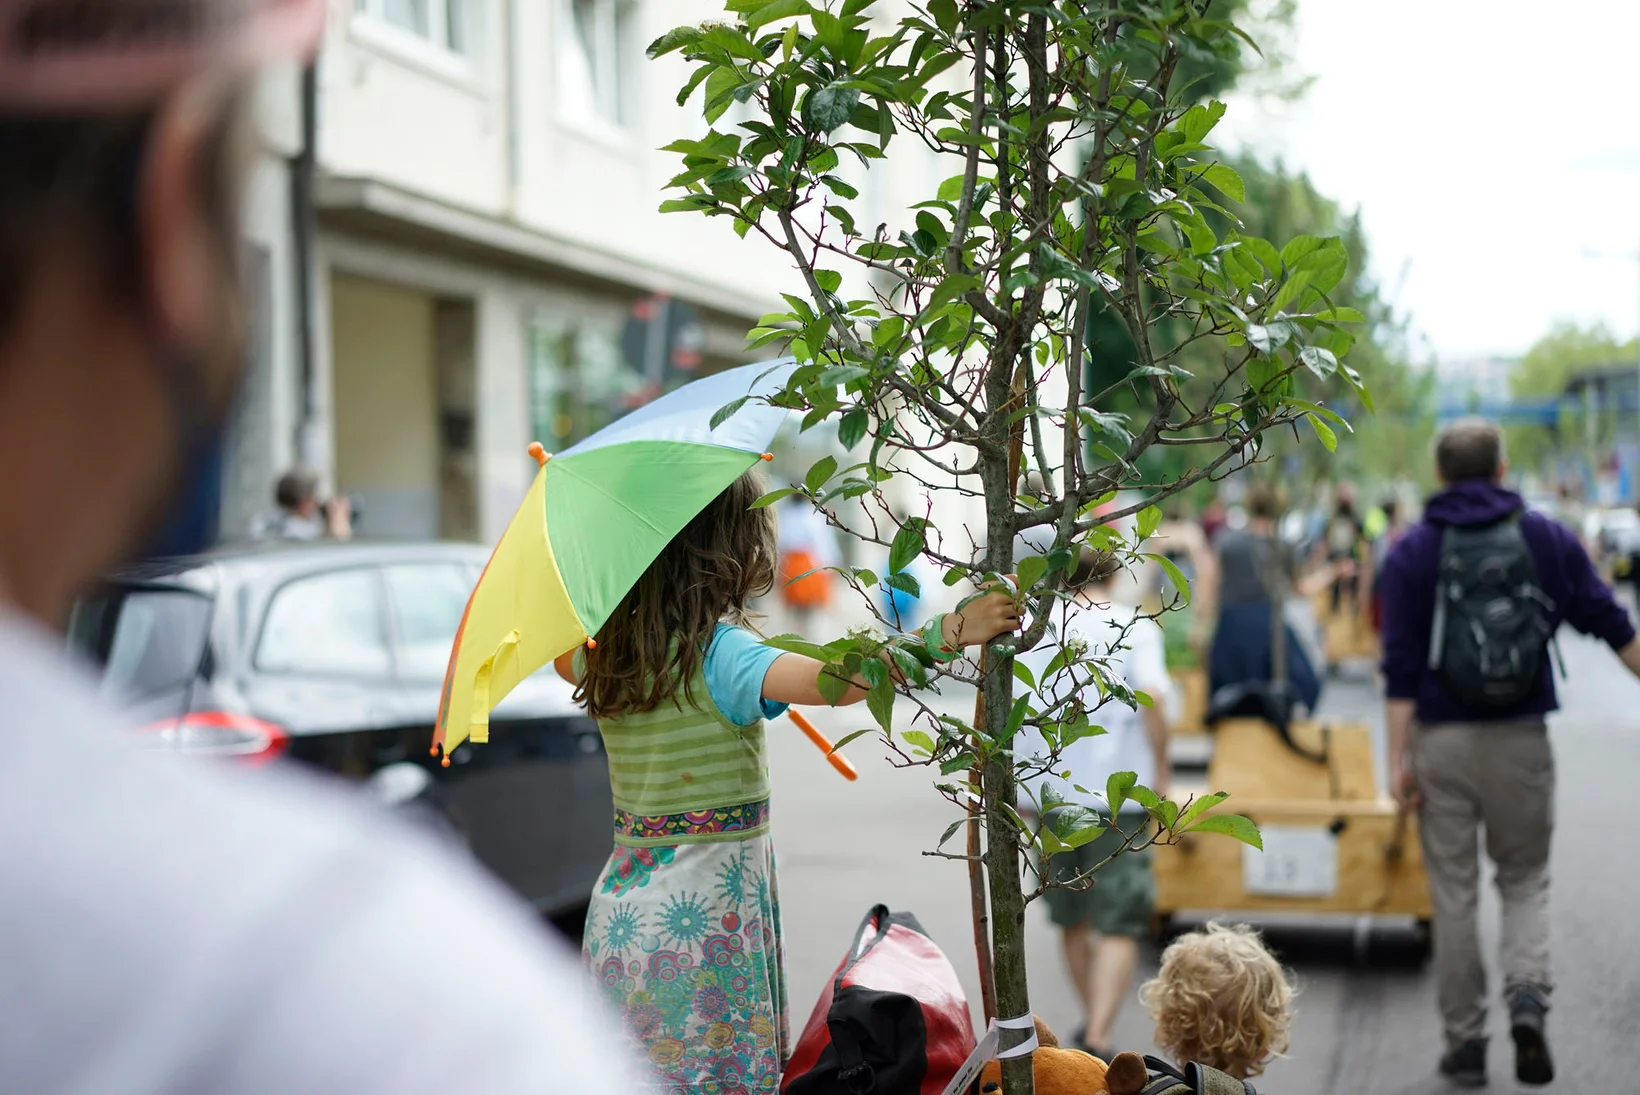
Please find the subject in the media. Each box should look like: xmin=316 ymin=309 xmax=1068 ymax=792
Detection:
xmin=1508 ymin=986 xmax=1555 ymax=1085
xmin=1438 ymin=1038 xmax=1488 ymax=1088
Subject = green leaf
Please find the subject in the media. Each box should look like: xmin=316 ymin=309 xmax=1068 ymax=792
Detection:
xmin=867 ymin=676 xmax=895 ymax=732
xmin=802 ymin=83 xmax=861 ymax=133
xmin=1190 ymin=813 xmax=1263 ymax=850
xmin=1279 ymin=234 xmax=1328 ymax=268
xmin=884 ymin=569 xmax=921 ymax=597
xmin=1307 ymin=413 xmax=1338 ymax=452
xmin=1195 ymin=162 xmax=1245 ymax=203
xmin=647 ymin=25 xmax=703 ymax=59
xmin=1013 ymin=661 xmax=1036 ymax=691
xmin=927 ymin=273 xmax=981 ymax=313
xmin=838 ymin=408 xmax=868 ymax=450
xmin=942 ymin=567 xmax=968 ymax=587
xmin=903 ymin=729 xmax=935 ymax=754
xmin=819 ymin=364 xmax=870 ymax=387
xmin=940 ymin=751 xmax=976 ymax=776
xmin=1176 ymin=791 xmax=1229 ymax=832
xmin=1299 ymin=346 xmax=1340 ymax=379
xmin=1105 ymin=771 xmax=1137 ymax=818
xmin=889 ymin=519 xmax=925 ymax=575
xmin=751 ymin=487 xmax=798 ymax=509
xmin=804 ymin=455 xmax=838 ymax=493
xmin=1016 ymin=553 xmax=1049 ymax=593
xmin=1003 ymin=695 xmax=1030 ymax=743
xmin=1136 ymin=505 xmax=1163 ymax=541
xmin=762 ymin=634 xmax=836 ymax=659
xmin=928 ymin=0 xmax=958 ymax=32
xmin=711 ymin=397 xmax=750 ymax=429
xmin=744 ymin=0 xmax=812 ymax=31
xmin=831 ymin=727 xmax=877 ymax=752
xmin=1313 ymin=306 xmax=1366 ymax=324
xmin=813 ymin=269 xmax=843 ymax=294
xmin=816 ymin=666 xmax=852 ymax=706
xmin=1178 ymin=100 xmax=1226 ymax=144
xmin=1150 ymin=554 xmax=1191 ymax=604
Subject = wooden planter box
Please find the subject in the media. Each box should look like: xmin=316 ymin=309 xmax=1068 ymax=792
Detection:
xmin=1153 ymin=718 xmax=1431 ymax=923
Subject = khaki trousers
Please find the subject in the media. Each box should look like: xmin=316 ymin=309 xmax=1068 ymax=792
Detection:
xmin=1413 ymin=721 xmax=1554 ymax=1047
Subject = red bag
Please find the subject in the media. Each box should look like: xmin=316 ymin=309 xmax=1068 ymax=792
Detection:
xmin=783 ymin=905 xmax=976 ymax=1095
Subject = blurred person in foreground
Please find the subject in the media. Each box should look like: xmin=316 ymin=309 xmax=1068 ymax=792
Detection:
xmin=1017 ymin=549 xmax=1170 ymax=1061
xmin=0 ymin=2 xmax=632 ymax=1092
xmin=1380 ymin=417 xmax=1640 ymax=1088
xmin=251 ymin=467 xmax=352 ymax=541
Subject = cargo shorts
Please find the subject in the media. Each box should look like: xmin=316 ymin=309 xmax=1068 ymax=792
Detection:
xmin=1040 ymin=815 xmax=1155 ymax=939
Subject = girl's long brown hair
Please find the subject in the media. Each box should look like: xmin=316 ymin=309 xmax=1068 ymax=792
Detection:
xmin=576 ymin=470 xmax=778 ymax=720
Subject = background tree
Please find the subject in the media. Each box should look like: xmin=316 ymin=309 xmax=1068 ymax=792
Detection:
xmin=652 ymin=2 xmax=1365 ymax=1086
xmin=1507 ymin=320 xmax=1637 ymax=482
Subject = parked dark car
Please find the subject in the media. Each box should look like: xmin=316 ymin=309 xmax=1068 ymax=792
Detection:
xmin=66 ymin=541 xmax=612 ymax=920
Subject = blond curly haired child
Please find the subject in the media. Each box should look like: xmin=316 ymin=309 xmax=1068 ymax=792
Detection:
xmin=1138 ymin=921 xmax=1295 ymax=1079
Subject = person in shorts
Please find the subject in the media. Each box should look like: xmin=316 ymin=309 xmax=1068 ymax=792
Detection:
xmin=1019 ymin=549 xmax=1171 ymax=1061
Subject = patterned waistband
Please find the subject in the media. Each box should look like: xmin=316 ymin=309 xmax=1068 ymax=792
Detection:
xmin=613 ymin=798 xmax=771 ymax=844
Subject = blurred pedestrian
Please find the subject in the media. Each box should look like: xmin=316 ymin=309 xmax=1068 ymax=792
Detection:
xmin=1322 ymin=488 xmax=1366 ymax=614
xmin=1195 ymin=484 xmax=1345 ymax=715
xmin=775 ymin=495 xmax=838 ymax=629
xmin=251 ymin=467 xmax=352 ymax=541
xmin=1017 ymin=550 xmax=1170 ymax=1061
xmin=554 ymin=471 xmax=1019 ymax=1089
xmin=0 ymin=3 xmax=632 ymax=1092
xmin=1380 ymin=417 xmax=1640 ymax=1087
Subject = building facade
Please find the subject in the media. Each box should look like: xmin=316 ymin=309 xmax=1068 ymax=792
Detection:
xmin=236 ymin=0 xmax=822 ymax=544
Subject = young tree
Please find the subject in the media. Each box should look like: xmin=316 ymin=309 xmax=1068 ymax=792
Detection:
xmin=653 ymin=2 xmax=1363 ymax=1086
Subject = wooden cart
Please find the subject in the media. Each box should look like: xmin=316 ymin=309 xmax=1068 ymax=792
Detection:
xmin=1152 ymin=716 xmax=1432 ymax=952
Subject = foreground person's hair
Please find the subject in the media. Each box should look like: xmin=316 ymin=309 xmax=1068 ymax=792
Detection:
xmin=577 ymin=470 xmax=777 ymax=720
xmin=1139 ymin=921 xmax=1295 ymax=1079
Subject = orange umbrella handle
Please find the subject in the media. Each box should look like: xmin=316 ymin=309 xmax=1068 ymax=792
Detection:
xmin=789 ymin=709 xmax=858 ymax=781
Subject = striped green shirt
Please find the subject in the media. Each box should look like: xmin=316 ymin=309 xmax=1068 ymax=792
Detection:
xmin=598 ymin=667 xmax=771 ymax=836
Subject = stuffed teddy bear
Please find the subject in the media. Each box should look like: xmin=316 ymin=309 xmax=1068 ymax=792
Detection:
xmin=976 ymin=1019 xmax=1151 ymax=1095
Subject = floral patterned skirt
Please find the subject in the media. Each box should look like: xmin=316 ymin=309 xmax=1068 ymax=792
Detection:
xmin=584 ymin=829 xmax=788 ymax=1093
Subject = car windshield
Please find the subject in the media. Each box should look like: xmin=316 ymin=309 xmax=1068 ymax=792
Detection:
xmin=67 ymin=586 xmax=212 ymax=700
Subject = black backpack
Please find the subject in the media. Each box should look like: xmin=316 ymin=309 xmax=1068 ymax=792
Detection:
xmin=1427 ymin=515 xmax=1557 ymax=709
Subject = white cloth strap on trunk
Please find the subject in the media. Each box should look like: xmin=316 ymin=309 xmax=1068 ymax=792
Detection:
xmin=995 ymin=1013 xmax=1039 ymax=1059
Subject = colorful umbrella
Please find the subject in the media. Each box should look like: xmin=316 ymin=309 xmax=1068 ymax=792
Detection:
xmin=433 ymin=358 xmax=800 ymax=761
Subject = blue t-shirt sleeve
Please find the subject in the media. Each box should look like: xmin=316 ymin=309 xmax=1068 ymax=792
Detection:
xmin=705 ymin=624 xmax=791 ymax=726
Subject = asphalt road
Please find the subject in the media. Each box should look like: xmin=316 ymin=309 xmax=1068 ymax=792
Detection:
xmin=769 ymin=625 xmax=1640 ymax=1092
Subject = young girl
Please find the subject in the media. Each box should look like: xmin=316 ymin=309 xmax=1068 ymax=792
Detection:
xmin=555 ymin=473 xmax=1018 ymax=1091
xmin=1138 ymin=921 xmax=1295 ymax=1080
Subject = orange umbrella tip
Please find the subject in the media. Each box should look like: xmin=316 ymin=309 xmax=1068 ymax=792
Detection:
xmin=428 ymin=744 xmax=438 ymax=758
xmin=440 ymin=755 xmax=451 ymax=768
xmin=527 ymin=442 xmax=550 ymax=466
xmin=585 ymin=637 xmax=598 ymax=649
xmin=760 ymin=452 xmax=774 ymax=462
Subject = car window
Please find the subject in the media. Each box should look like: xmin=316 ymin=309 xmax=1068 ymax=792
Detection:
xmin=67 ymin=587 xmax=212 ymax=700
xmin=383 ymin=563 xmax=474 ymax=680
xmin=257 ymin=569 xmax=391 ymax=677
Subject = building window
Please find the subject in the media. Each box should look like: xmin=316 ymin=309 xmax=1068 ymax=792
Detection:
xmin=355 ymin=0 xmax=478 ymax=60
xmin=557 ymin=0 xmax=635 ymax=128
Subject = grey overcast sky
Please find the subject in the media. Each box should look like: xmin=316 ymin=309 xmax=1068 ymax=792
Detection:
xmin=1215 ymin=0 xmax=1640 ymax=363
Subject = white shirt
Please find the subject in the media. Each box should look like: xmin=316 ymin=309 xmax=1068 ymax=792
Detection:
xmin=1017 ymin=597 xmax=1170 ymax=807
xmin=0 ymin=614 xmax=636 ymax=1094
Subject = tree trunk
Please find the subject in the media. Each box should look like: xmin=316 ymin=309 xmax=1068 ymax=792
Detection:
xmin=980 ymin=422 xmax=1033 ymax=1091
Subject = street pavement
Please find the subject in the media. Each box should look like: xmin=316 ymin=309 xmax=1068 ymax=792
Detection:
xmin=768 ymin=625 xmax=1640 ymax=1091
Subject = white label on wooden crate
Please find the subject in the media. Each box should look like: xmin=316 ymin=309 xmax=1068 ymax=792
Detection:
xmin=1242 ymin=825 xmax=1338 ymax=897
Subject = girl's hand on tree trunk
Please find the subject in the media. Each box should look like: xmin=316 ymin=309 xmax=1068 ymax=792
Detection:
xmin=944 ymin=585 xmax=1021 ymax=648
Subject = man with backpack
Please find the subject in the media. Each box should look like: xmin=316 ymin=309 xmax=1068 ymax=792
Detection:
xmin=1380 ymin=417 xmax=1640 ymax=1087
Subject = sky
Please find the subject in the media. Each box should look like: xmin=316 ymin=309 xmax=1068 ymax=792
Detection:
xmin=1214 ymin=0 xmax=1640 ymax=364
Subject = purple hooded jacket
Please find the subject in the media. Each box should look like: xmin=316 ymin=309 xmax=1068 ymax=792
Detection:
xmin=1379 ymin=480 xmax=1636 ymax=723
